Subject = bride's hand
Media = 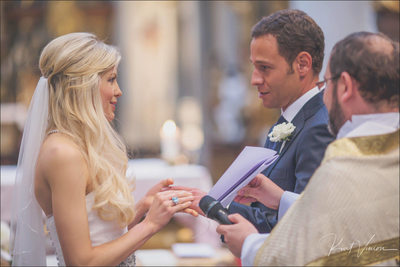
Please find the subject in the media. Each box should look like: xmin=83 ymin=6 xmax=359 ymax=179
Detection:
xmin=141 ymin=179 xmax=199 ymax=217
xmin=141 ymin=178 xmax=174 ymax=211
xmin=164 ymin=186 xmax=206 ymax=216
xmin=143 ymin=190 xmax=194 ymax=232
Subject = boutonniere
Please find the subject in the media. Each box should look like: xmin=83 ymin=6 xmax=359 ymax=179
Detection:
xmin=268 ymin=122 xmax=296 ymax=142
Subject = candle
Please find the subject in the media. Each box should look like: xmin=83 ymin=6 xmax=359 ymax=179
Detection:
xmin=160 ymin=120 xmax=180 ymax=162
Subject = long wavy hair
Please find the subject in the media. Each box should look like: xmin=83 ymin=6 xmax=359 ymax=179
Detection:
xmin=39 ymin=32 xmax=135 ymax=226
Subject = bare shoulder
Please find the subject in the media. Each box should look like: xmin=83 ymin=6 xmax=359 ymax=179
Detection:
xmin=37 ymin=133 xmax=89 ymax=188
xmin=39 ymin=134 xmax=84 ymax=166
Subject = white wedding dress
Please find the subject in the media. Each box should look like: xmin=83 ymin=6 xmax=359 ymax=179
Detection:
xmin=46 ymin=192 xmax=136 ymax=266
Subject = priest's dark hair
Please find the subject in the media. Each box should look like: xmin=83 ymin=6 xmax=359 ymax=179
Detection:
xmin=329 ymin=31 xmax=399 ymax=106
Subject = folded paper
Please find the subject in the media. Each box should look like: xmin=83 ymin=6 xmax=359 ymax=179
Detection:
xmin=209 ymin=146 xmax=278 ymax=207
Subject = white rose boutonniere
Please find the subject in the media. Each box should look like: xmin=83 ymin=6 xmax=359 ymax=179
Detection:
xmin=268 ymin=122 xmax=296 ymax=142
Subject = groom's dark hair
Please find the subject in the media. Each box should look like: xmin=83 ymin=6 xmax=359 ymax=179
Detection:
xmin=251 ymin=9 xmax=325 ymax=75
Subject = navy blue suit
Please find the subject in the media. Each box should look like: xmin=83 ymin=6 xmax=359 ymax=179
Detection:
xmin=228 ymin=91 xmax=334 ymax=233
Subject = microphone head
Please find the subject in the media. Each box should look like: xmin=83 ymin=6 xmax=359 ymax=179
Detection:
xmin=199 ymin=195 xmax=222 ymax=217
xmin=199 ymin=195 xmax=233 ymax=225
xmin=199 ymin=195 xmax=216 ymax=216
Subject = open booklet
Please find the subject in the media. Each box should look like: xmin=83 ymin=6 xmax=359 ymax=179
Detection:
xmin=208 ymin=146 xmax=278 ymax=208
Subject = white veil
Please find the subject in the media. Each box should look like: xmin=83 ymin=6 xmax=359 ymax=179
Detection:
xmin=10 ymin=77 xmax=49 ymax=266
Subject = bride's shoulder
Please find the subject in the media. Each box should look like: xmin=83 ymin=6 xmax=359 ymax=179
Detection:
xmin=37 ymin=133 xmax=90 ymax=202
xmin=39 ymin=133 xmax=85 ymax=168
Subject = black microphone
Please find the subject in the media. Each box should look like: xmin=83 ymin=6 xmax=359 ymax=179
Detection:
xmin=199 ymin=195 xmax=233 ymax=225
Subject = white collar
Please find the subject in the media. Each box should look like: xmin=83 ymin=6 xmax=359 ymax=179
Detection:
xmin=337 ymin=112 xmax=399 ymax=139
xmin=281 ymin=86 xmax=321 ymax=122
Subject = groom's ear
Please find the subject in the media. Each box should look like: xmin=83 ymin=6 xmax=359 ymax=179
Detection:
xmin=294 ymin=52 xmax=312 ymax=78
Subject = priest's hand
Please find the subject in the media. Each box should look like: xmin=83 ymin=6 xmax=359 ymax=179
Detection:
xmin=234 ymin=174 xmax=284 ymax=210
xmin=216 ymin=214 xmax=258 ymax=258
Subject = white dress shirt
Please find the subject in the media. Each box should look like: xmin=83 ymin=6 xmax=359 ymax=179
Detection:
xmin=241 ymin=112 xmax=400 ymax=266
xmin=281 ymin=86 xmax=321 ymax=122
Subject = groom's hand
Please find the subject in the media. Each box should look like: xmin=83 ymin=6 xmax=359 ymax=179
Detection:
xmin=234 ymin=174 xmax=284 ymax=210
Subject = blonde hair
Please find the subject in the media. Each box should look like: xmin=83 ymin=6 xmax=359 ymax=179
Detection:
xmin=39 ymin=32 xmax=135 ymax=226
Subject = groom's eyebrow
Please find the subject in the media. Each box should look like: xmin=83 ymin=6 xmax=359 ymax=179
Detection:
xmin=250 ymin=58 xmax=274 ymax=66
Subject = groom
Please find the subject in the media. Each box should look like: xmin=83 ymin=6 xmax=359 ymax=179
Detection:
xmin=227 ymin=9 xmax=334 ymax=232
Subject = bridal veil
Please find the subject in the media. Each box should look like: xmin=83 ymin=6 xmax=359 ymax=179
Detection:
xmin=10 ymin=77 xmax=49 ymax=266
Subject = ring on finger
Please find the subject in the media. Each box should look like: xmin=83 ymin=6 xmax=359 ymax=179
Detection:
xmin=172 ymin=196 xmax=179 ymax=205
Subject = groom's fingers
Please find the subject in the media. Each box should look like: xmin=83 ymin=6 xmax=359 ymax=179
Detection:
xmin=234 ymin=195 xmax=257 ymax=204
xmin=183 ymin=208 xmax=199 ymax=217
xmin=239 ymin=187 xmax=259 ymax=200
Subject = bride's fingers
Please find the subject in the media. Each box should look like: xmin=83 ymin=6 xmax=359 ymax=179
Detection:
xmin=168 ymin=195 xmax=194 ymax=206
xmin=156 ymin=178 xmax=174 ymax=190
xmin=163 ymin=185 xmax=190 ymax=191
xmin=158 ymin=192 xmax=194 ymax=211
xmin=171 ymin=199 xmax=192 ymax=212
xmin=162 ymin=178 xmax=174 ymax=187
xmin=158 ymin=190 xmax=193 ymax=200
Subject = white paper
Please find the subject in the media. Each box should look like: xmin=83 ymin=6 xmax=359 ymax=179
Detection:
xmin=208 ymin=146 xmax=278 ymax=207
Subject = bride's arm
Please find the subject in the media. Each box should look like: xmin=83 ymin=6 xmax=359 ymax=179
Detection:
xmin=40 ymin=138 xmax=193 ymax=266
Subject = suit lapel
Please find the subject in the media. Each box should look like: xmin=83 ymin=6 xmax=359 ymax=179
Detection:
xmin=264 ymin=91 xmax=325 ymax=177
xmin=279 ymin=111 xmax=305 ymax=156
xmin=265 ymin=111 xmax=305 ymax=176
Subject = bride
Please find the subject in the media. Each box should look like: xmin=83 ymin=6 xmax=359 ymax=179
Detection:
xmin=11 ymin=32 xmax=196 ymax=266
